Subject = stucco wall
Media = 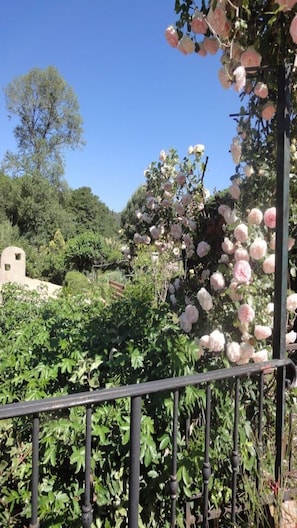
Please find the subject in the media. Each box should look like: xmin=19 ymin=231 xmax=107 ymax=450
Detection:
xmin=0 ymin=246 xmax=61 ymax=298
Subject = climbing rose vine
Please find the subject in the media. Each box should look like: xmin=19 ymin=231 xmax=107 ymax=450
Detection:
xmin=130 ymin=1 xmax=297 ymax=366
xmin=132 ymin=144 xmax=296 ymax=366
xmin=165 ymin=1 xmax=297 ymax=177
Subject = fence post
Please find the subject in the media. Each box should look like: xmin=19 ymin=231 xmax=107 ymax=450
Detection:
xmin=128 ymin=396 xmax=142 ymax=528
xmin=273 ymin=62 xmax=291 ymax=485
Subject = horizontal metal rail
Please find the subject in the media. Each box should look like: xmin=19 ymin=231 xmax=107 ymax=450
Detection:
xmin=0 ymin=358 xmax=295 ymax=419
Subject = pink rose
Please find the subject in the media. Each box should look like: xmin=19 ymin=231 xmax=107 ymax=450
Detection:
xmin=168 ymin=283 xmax=175 ymax=294
xmin=233 ymin=260 xmax=252 ymax=283
xmin=220 ymin=20 xmax=231 ymax=39
xmin=179 ymin=312 xmax=192 ymax=333
xmin=181 ymin=193 xmax=192 ymax=205
xmin=262 ymin=254 xmax=275 ymax=274
xmin=146 ymin=196 xmax=155 ymax=209
xmin=133 ymin=233 xmax=143 ymax=244
xmin=181 ymin=216 xmax=189 ymax=227
xmin=159 ymin=150 xmax=167 ymax=161
xmin=222 ymin=237 xmax=235 ymax=254
xmin=175 ymin=202 xmax=185 ymax=216
xmin=252 ymin=350 xmax=269 ymax=362
xmin=191 ymin=11 xmax=208 ymax=34
xmin=160 ymin=199 xmax=171 ymax=208
xmin=209 ymin=329 xmax=225 ymax=352
xmin=165 ymin=26 xmax=179 ymax=48
xmin=219 ymin=254 xmax=229 ymax=264
xmin=235 ymin=248 xmax=249 ymax=262
xmin=228 ymin=280 xmax=243 ymax=302
xmin=287 ymin=293 xmax=297 ymax=312
xmin=226 ymin=342 xmax=241 ymax=363
xmin=170 ymin=223 xmax=182 ymax=240
xmin=248 ymin=208 xmax=263 ymax=225
xmin=142 ymin=235 xmax=151 ymax=245
xmin=142 ymin=212 xmax=152 ymax=223
xmin=240 ymin=342 xmax=255 ymax=359
xmin=238 ymin=303 xmax=255 ymax=323
xmin=254 ymin=82 xmax=268 ymax=99
xmin=244 ymin=165 xmax=254 ymax=178
xmin=286 ymin=330 xmax=297 ymax=344
xmin=170 ymin=294 xmax=177 ymax=306
xmin=175 ymin=172 xmax=186 ymax=185
xmin=198 ymin=47 xmax=207 ymax=57
xmin=197 ymin=287 xmax=213 ymax=311
xmin=230 ymin=137 xmax=242 ymax=164
xmin=201 ymin=37 xmax=220 ymax=55
xmin=254 ymin=325 xmax=272 ymax=340
xmin=218 ymin=67 xmax=231 ymax=89
xmin=224 ymin=208 xmax=238 ymax=225
xmin=249 ymin=238 xmax=267 ymax=260
xmin=185 ymin=304 xmax=199 ymax=324
xmin=218 ymin=204 xmax=230 ymax=216
xmin=234 ymin=223 xmax=248 ymax=243
xmin=207 ymin=5 xmax=227 ymax=35
xmin=174 ymin=278 xmax=180 ymax=290
xmin=230 ymin=41 xmax=242 ymax=62
xmin=233 ymin=65 xmax=246 ymax=92
xmin=240 ymin=47 xmax=262 ymax=69
xmin=264 ymin=207 xmax=276 ymax=228
xmin=229 ymin=182 xmax=241 ymax=200
xmin=163 ymin=181 xmax=172 ymax=192
xmin=178 ymin=35 xmax=195 ymax=55
xmin=278 ymin=0 xmax=297 ymax=10
xmin=183 ymin=234 xmax=193 ymax=249
xmin=262 ymin=102 xmax=276 ymax=121
xmin=200 ymin=335 xmax=210 ymax=348
xmin=149 ymin=226 xmax=161 ymax=239
xmin=290 ymin=15 xmax=297 ymax=43
xmin=197 ymin=241 xmax=211 ymax=258
xmin=210 ymin=271 xmax=225 ymax=291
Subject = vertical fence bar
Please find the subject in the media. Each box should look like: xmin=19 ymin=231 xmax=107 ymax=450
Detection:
xmin=128 ymin=395 xmax=142 ymax=528
xmin=169 ymin=390 xmax=179 ymax=528
xmin=231 ymin=378 xmax=240 ymax=525
xmin=273 ymin=62 xmax=291 ymax=486
xmin=81 ymin=405 xmax=93 ymax=528
xmin=202 ymin=383 xmax=211 ymax=528
xmin=29 ymin=414 xmax=40 ymax=528
xmin=256 ymin=372 xmax=264 ymax=490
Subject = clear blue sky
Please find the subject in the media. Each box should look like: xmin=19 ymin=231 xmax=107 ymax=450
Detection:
xmin=0 ymin=1 xmax=241 ymax=212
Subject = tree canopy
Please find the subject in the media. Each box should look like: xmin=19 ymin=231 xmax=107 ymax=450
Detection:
xmin=2 ymin=66 xmax=84 ymax=185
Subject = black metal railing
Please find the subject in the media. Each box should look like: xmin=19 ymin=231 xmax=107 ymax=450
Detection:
xmin=0 ymin=357 xmax=295 ymax=528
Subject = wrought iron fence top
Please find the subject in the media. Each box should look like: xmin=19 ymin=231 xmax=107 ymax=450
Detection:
xmin=0 ymin=357 xmax=295 ymax=420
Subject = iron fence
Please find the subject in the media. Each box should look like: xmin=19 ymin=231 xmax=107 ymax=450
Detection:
xmin=0 ymin=357 xmax=295 ymax=528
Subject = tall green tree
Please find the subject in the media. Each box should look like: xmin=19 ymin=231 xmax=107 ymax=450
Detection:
xmin=2 ymin=66 xmax=84 ymax=185
xmin=120 ymin=184 xmax=147 ymax=243
xmin=12 ymin=174 xmax=76 ymax=244
xmin=66 ymin=186 xmax=120 ymax=238
xmin=0 ymin=172 xmax=18 ymax=224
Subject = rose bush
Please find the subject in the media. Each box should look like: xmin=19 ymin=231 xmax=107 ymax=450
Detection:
xmin=131 ymin=143 xmax=296 ymax=369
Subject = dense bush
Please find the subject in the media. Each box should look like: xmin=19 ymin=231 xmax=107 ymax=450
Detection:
xmin=0 ymin=283 xmax=282 ymax=527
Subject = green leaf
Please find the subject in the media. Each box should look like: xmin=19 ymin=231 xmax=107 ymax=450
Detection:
xmin=70 ymin=446 xmax=85 ymax=473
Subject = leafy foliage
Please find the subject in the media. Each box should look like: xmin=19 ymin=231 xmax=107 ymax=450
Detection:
xmin=2 ymin=66 xmax=84 ymax=185
xmin=0 ymin=281 xmax=284 ymax=528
